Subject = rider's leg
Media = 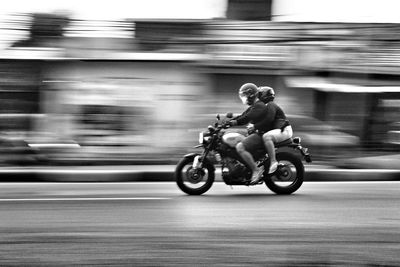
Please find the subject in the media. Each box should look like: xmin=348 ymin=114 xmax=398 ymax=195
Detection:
xmin=235 ymin=134 xmax=264 ymax=183
xmin=236 ymin=142 xmax=257 ymax=171
xmin=263 ymin=126 xmax=293 ymax=173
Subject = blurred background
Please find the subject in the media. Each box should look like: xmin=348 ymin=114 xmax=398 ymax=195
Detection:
xmin=0 ymin=0 xmax=399 ymax=167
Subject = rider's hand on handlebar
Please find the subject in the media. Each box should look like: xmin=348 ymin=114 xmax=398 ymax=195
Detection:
xmin=221 ymin=119 xmax=236 ymax=128
xmin=226 ymin=120 xmax=237 ymax=127
xmin=246 ymin=123 xmax=255 ymax=132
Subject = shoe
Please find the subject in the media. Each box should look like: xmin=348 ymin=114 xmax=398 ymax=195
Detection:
xmin=269 ymin=161 xmax=278 ymax=174
xmin=250 ymin=166 xmax=264 ymax=184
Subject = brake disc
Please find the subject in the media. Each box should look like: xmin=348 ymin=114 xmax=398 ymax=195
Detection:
xmin=276 ymin=164 xmax=293 ymax=181
xmin=186 ymin=167 xmax=205 ymax=184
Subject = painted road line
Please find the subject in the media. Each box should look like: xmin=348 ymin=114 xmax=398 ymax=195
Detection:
xmin=0 ymin=197 xmax=171 ymax=202
xmin=0 ymin=169 xmax=144 ymax=174
xmin=306 ymin=168 xmax=400 ymax=173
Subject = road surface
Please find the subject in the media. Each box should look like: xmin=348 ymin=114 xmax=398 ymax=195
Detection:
xmin=0 ymin=181 xmax=399 ymax=266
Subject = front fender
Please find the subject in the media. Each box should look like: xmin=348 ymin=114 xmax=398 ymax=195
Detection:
xmin=182 ymin=153 xmax=215 ymax=172
xmin=183 ymin=152 xmax=200 ymax=159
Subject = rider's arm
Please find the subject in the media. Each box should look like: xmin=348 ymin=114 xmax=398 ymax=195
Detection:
xmin=230 ymin=107 xmax=250 ymax=125
xmin=236 ymin=102 xmax=266 ymax=126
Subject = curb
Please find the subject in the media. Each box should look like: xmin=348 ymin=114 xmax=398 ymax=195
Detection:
xmin=0 ymin=166 xmax=399 ymax=182
xmin=304 ymin=168 xmax=400 ymax=182
xmin=0 ymin=168 xmax=173 ymax=182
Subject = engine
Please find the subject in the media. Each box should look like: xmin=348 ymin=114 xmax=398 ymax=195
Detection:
xmin=221 ymin=157 xmax=250 ymax=185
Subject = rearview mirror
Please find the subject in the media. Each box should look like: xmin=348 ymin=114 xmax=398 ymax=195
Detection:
xmin=226 ymin=112 xmax=233 ymax=118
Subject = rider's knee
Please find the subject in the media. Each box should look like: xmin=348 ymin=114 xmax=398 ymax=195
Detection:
xmin=236 ymin=142 xmax=245 ymax=153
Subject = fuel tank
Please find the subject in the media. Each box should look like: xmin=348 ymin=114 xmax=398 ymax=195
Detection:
xmin=222 ymin=128 xmax=247 ymax=147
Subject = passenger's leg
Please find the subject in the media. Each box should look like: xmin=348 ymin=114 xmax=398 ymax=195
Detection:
xmin=263 ymin=134 xmax=276 ymax=162
xmin=262 ymin=133 xmax=278 ymax=173
xmin=262 ymin=127 xmax=293 ymax=173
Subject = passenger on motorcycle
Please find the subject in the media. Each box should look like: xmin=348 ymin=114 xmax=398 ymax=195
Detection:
xmin=228 ymin=83 xmax=270 ymax=184
xmin=257 ymin=86 xmax=293 ymax=174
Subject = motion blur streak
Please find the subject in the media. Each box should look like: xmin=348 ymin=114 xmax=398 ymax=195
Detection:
xmin=0 ymin=2 xmax=399 ymax=168
xmin=0 ymin=1 xmax=399 ymax=266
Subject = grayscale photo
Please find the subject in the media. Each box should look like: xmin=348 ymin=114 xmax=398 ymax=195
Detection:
xmin=0 ymin=0 xmax=399 ymax=266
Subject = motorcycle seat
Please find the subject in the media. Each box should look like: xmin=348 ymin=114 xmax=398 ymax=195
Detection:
xmin=275 ymin=138 xmax=293 ymax=147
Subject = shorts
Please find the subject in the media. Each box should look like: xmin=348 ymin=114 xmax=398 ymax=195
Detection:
xmin=263 ymin=125 xmax=293 ymax=143
xmin=241 ymin=133 xmax=264 ymax=154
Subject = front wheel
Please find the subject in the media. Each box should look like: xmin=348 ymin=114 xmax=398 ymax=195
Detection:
xmin=175 ymin=156 xmax=215 ymax=195
xmin=264 ymin=152 xmax=304 ymax=195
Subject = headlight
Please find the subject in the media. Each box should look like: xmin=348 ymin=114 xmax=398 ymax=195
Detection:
xmin=199 ymin=132 xmax=204 ymax=144
xmin=199 ymin=132 xmax=211 ymax=144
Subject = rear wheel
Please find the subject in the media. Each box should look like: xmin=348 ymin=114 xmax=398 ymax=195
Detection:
xmin=175 ymin=156 xmax=215 ymax=195
xmin=264 ymin=152 xmax=304 ymax=194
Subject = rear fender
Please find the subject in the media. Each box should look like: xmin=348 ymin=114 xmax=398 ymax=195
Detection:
xmin=291 ymin=145 xmax=312 ymax=163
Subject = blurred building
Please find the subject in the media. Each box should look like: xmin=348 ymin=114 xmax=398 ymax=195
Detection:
xmin=0 ymin=1 xmax=399 ymax=164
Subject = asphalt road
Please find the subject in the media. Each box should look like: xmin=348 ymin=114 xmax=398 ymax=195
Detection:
xmin=0 ymin=182 xmax=399 ymax=266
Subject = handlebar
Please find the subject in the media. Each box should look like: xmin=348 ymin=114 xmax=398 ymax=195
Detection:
xmin=210 ymin=123 xmax=230 ymax=133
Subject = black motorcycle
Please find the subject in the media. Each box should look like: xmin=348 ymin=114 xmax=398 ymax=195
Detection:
xmin=175 ymin=114 xmax=312 ymax=195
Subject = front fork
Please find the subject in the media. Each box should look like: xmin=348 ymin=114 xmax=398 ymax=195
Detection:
xmin=192 ymin=139 xmax=215 ymax=168
xmin=192 ymin=155 xmax=202 ymax=169
xmin=192 ymin=147 xmax=212 ymax=169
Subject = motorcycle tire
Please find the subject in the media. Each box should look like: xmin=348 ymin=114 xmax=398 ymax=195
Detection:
xmin=175 ymin=156 xmax=215 ymax=195
xmin=264 ymin=152 xmax=304 ymax=195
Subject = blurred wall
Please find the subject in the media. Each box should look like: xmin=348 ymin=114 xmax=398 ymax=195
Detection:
xmin=2 ymin=14 xmax=400 ymax=162
xmin=226 ymin=0 xmax=273 ymax=20
xmin=273 ymin=0 xmax=400 ymax=23
xmin=314 ymin=92 xmax=369 ymax=136
xmin=0 ymin=61 xmax=40 ymax=134
xmin=38 ymin=60 xmax=213 ymax=155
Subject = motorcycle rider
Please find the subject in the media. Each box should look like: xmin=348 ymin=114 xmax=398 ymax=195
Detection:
xmin=228 ymin=83 xmax=270 ymax=184
xmin=257 ymin=86 xmax=293 ymax=174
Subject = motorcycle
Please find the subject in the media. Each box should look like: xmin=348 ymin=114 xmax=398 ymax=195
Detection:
xmin=175 ymin=114 xmax=312 ymax=195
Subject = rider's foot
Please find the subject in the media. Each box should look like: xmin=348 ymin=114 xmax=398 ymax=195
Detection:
xmin=269 ymin=161 xmax=278 ymax=174
xmin=250 ymin=166 xmax=264 ymax=184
